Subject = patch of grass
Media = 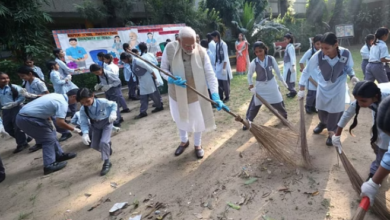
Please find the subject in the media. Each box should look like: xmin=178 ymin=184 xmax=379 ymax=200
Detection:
xmin=36 ymin=183 xmax=42 ymax=190
xmin=29 ymin=195 xmax=37 ymax=205
xmin=321 ymin=198 xmax=331 ymax=209
xmin=17 ymin=212 xmax=33 ymax=220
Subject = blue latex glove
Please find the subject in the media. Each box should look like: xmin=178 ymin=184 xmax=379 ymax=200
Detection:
xmin=211 ymin=93 xmax=230 ymax=111
xmin=168 ymin=76 xmax=186 ymax=88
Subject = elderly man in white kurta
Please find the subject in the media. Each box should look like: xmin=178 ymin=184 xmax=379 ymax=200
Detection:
xmin=161 ymin=27 xmax=229 ymax=159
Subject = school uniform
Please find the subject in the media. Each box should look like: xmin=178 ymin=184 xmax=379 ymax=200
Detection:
xmin=360 ymin=44 xmax=370 ymax=77
xmin=104 ymin=63 xmax=129 ymax=111
xmin=97 ymin=68 xmax=122 ymax=125
xmin=131 ymin=57 xmax=162 ymax=115
xmin=32 ymin=66 xmax=45 ymax=80
xmin=80 ymin=98 xmax=117 ymax=162
xmin=338 ymin=82 xmax=390 ymax=175
xmin=55 ymin=58 xmax=79 ymax=117
xmin=246 ymin=56 xmax=287 ymax=121
xmin=142 ymin=52 xmax=164 ymax=88
xmin=123 ymin=63 xmax=138 ymax=99
xmin=299 ymin=48 xmax=319 ymax=110
xmin=283 ymin=43 xmax=297 ymax=95
xmin=365 ymin=40 xmax=390 ymax=83
xmin=299 ymin=47 xmax=355 ymax=135
xmin=0 ymin=84 xmax=28 ymax=151
xmin=215 ymin=40 xmax=233 ymax=101
xmin=16 ymin=93 xmax=71 ymax=169
xmin=24 ymin=78 xmax=48 ymax=96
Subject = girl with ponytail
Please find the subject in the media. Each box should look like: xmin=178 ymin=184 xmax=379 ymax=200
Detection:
xmin=17 ymin=66 xmax=49 ymax=99
xmin=332 ymin=81 xmax=390 ymax=180
xmin=298 ymin=32 xmax=359 ymax=146
xmin=282 ymin=33 xmax=297 ymax=98
xmin=360 ymin=34 xmax=375 ymax=77
xmin=299 ymin=34 xmax=323 ymax=114
xmin=365 ymin=27 xmax=390 ymax=83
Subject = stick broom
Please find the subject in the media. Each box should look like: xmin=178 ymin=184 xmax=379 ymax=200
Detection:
xmin=352 ymin=197 xmax=370 ymax=220
xmin=299 ymin=98 xmax=311 ymax=168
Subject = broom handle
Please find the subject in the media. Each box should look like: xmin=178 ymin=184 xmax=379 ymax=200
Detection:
xmin=352 ymin=197 xmax=370 ymax=220
xmin=126 ymin=51 xmax=238 ymax=119
xmin=308 ymin=77 xmax=318 ymax=87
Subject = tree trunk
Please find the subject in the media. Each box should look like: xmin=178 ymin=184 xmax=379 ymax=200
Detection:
xmin=103 ymin=0 xmax=117 ymax=27
xmin=328 ymin=0 xmax=344 ymax=30
xmin=280 ymin=0 xmax=288 ymax=17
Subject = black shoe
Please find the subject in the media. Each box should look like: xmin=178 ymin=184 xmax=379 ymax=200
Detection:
xmin=0 ymin=172 xmax=5 ymax=183
xmin=366 ymin=173 xmax=374 ymax=181
xmin=134 ymin=112 xmax=148 ymax=119
xmin=129 ymin=97 xmax=140 ymax=101
xmin=59 ymin=133 xmax=72 ymax=142
xmin=27 ymin=136 xmax=33 ymax=143
xmin=311 ymin=107 xmax=318 ymax=113
xmin=195 ymin=147 xmax=205 ymax=159
xmin=305 ymin=106 xmax=313 ymax=114
xmin=113 ymin=122 xmax=121 ymax=127
xmin=326 ymin=136 xmax=333 ymax=146
xmin=313 ymin=123 xmax=326 ymax=134
xmin=109 ymin=142 xmax=113 ymax=156
xmin=28 ymin=144 xmax=42 ymax=153
xmin=44 ymin=161 xmax=67 ymax=175
xmin=56 ymin=152 xmax=77 ymax=162
xmin=242 ymin=126 xmax=248 ymax=131
xmin=286 ymin=93 xmax=297 ymax=98
xmin=100 ymin=161 xmax=112 ymax=176
xmin=119 ymin=117 xmax=124 ymax=123
xmin=151 ymin=106 xmax=164 ymax=113
xmin=175 ymin=141 xmax=190 ymax=156
xmin=223 ymin=98 xmax=230 ymax=103
xmin=120 ymin=108 xmax=131 ymax=113
xmin=13 ymin=144 xmax=29 ymax=154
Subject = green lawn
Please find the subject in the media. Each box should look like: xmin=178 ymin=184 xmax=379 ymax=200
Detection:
xmin=226 ymin=44 xmax=364 ymax=125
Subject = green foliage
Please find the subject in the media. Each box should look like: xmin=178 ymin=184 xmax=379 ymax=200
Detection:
xmin=241 ymin=2 xmax=255 ymax=31
xmin=245 ymin=0 xmax=268 ymax=21
xmin=205 ymin=0 xmax=243 ymax=25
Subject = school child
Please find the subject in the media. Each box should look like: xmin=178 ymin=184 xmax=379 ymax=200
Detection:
xmin=365 ymin=27 xmax=390 ymax=83
xmin=122 ymin=52 xmax=140 ymax=101
xmin=77 ymin=88 xmax=118 ymax=175
xmin=243 ymin=41 xmax=288 ymax=130
xmin=0 ymin=72 xmax=30 ymax=153
xmin=120 ymin=53 xmax=163 ymax=119
xmin=333 ymin=81 xmax=390 ymax=181
xmin=360 ymin=95 xmax=390 ymax=206
xmin=53 ymin=48 xmax=79 ymax=118
xmin=103 ymin=54 xmax=130 ymax=113
xmin=298 ymin=32 xmax=359 ymax=146
xmin=16 ymin=89 xmax=80 ymax=175
xmin=24 ymin=56 xmax=45 ymax=80
xmin=89 ymin=64 xmax=123 ymax=127
xmin=211 ymin=31 xmax=233 ymax=102
xmin=71 ymin=111 xmax=120 ymax=135
xmin=299 ymin=34 xmax=323 ymax=114
xmin=360 ymin=34 xmax=375 ymax=77
xmin=283 ymin=33 xmax=297 ymax=98
xmin=200 ymin=39 xmax=217 ymax=104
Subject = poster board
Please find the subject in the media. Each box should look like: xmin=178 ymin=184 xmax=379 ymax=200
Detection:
xmin=335 ymin=24 xmax=354 ymax=38
xmin=52 ymin=24 xmax=185 ymax=71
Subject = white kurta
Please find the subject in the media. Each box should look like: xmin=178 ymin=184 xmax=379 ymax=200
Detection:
xmin=215 ymin=40 xmax=233 ymax=81
xmin=299 ymin=48 xmax=319 ymax=91
xmin=161 ymin=46 xmax=218 ymax=132
xmin=282 ymin=44 xmax=296 ymax=83
xmin=248 ymin=56 xmax=284 ymax=106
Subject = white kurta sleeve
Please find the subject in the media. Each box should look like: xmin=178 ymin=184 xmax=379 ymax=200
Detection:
xmin=160 ymin=50 xmax=172 ymax=81
xmin=247 ymin=60 xmax=256 ymax=85
xmin=203 ymin=51 xmax=218 ymax=94
xmin=222 ymin=42 xmax=229 ymax=64
xmin=271 ymin=56 xmax=284 ymax=82
xmin=299 ymin=53 xmax=319 ymax=88
xmin=337 ymin=101 xmax=357 ymax=128
xmin=299 ymin=49 xmax=312 ymax=64
xmin=56 ymin=59 xmax=75 ymax=74
xmin=288 ymin=44 xmax=296 ymax=65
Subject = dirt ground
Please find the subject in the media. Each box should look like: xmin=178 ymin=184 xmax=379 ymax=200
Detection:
xmin=1 ymin=74 xmax=389 ymax=220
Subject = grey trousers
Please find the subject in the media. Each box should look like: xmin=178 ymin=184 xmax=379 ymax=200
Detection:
xmin=365 ymin=63 xmax=389 ymax=83
xmin=105 ymin=85 xmax=122 ymax=124
xmin=90 ymin=118 xmax=112 ymax=161
xmin=2 ymin=106 xmax=27 ymax=146
xmin=218 ymin=77 xmax=230 ymax=100
xmin=140 ymin=90 xmax=162 ymax=114
xmin=286 ymin=70 xmax=296 ymax=94
xmin=246 ymin=96 xmax=287 ymax=121
xmin=118 ymin=91 xmax=128 ymax=110
xmin=52 ymin=117 xmax=70 ymax=135
xmin=361 ymin=59 xmax=368 ymax=76
xmin=370 ymin=144 xmax=387 ymax=175
xmin=306 ymin=90 xmax=316 ymax=107
xmin=317 ymin=110 xmax=343 ymax=132
xmin=67 ymin=103 xmax=77 ymax=118
xmin=16 ymin=115 xmax=64 ymax=166
xmin=127 ymin=79 xmax=138 ymax=98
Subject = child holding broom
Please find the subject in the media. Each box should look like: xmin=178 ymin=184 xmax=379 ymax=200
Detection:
xmin=299 ymin=34 xmax=322 ymax=114
xmin=243 ymin=41 xmax=289 ymax=130
xmin=360 ymin=95 xmax=390 ymax=206
xmin=298 ymin=32 xmax=360 ymax=146
xmin=332 ymin=81 xmax=390 ymax=180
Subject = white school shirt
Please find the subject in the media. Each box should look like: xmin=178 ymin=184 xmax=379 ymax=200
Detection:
xmin=32 ymin=66 xmax=45 ymax=80
xmin=360 ymin=44 xmax=370 ymax=60
xmin=282 ymin=43 xmax=297 ymax=83
xmin=55 ymin=58 xmax=75 ymax=78
xmin=214 ymin=40 xmax=233 ymax=80
xmin=25 ymin=78 xmax=48 ymax=95
xmin=299 ymin=48 xmax=319 ymax=91
xmin=299 ymin=47 xmax=355 ymax=113
xmin=105 ymin=63 xmax=119 ymax=76
xmin=368 ymin=40 xmax=389 ymax=62
xmin=141 ymin=52 xmax=164 ymax=87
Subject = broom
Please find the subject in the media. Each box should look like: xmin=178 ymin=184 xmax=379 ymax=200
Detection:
xmin=336 ymin=149 xmax=390 ymax=219
xmin=128 ymin=51 xmax=302 ymax=167
xmin=352 ymin=197 xmax=370 ymax=220
xmin=299 ymin=97 xmax=311 ymax=168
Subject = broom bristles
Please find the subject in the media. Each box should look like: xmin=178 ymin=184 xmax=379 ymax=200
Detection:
xmin=299 ymin=99 xmax=311 ymax=168
xmin=338 ymin=150 xmax=390 ymax=219
xmin=249 ymin=123 xmax=302 ymax=167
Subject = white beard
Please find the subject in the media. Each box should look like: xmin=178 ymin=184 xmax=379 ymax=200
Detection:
xmin=182 ymin=49 xmax=194 ymax=55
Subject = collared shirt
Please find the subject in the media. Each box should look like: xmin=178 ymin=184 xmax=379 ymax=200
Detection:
xmin=98 ymin=68 xmax=121 ymax=87
xmin=360 ymin=45 xmax=370 ymax=60
xmin=55 ymin=58 xmax=75 ymax=78
xmin=50 ymin=70 xmax=78 ymax=94
xmin=0 ymin=84 xmax=25 ymax=126
xmin=19 ymin=93 xmax=68 ymax=119
xmin=79 ymin=98 xmax=117 ymax=134
xmin=123 ymin=63 xmax=135 ymax=82
xmin=65 ymin=46 xmax=87 ymax=59
xmin=71 ymin=111 xmax=82 ymax=126
xmin=247 ymin=56 xmax=283 ymax=85
xmin=369 ymin=40 xmax=389 ymax=62
xmin=25 ymin=78 xmax=48 ymax=95
xmin=105 ymin=63 xmax=119 ymax=76
xmin=32 ymin=66 xmax=45 ymax=80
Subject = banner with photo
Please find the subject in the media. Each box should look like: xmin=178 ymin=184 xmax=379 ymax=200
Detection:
xmin=52 ymin=24 xmax=185 ymax=71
